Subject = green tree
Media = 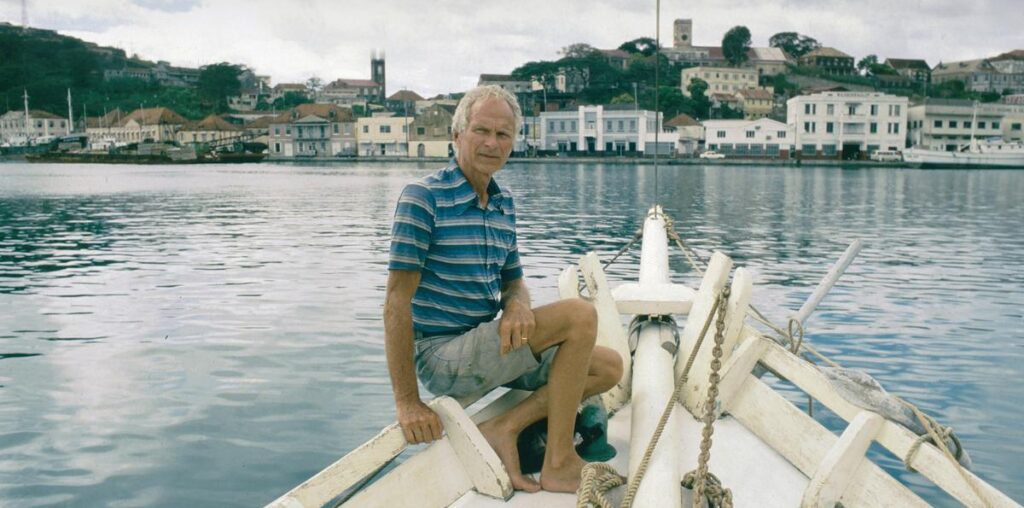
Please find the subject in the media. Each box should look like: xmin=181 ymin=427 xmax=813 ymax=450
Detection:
xmin=618 ymin=37 xmax=659 ymax=57
xmin=197 ymin=63 xmax=243 ymax=112
xmin=559 ymin=43 xmax=601 ymax=59
xmin=610 ymin=92 xmax=635 ymax=105
xmin=857 ymin=55 xmax=878 ymax=75
xmin=768 ymin=32 xmax=821 ymax=58
xmin=722 ymin=26 xmax=752 ymax=67
xmin=687 ymin=78 xmax=711 ymax=119
xmin=270 ymin=91 xmax=312 ymax=110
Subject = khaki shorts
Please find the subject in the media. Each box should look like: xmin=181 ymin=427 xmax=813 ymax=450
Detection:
xmin=415 ymin=320 xmax=557 ymax=399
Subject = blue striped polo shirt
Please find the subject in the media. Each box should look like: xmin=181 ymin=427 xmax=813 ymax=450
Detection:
xmin=388 ymin=164 xmax=524 ymax=337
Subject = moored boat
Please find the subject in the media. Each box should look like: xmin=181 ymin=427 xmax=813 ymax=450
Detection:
xmin=266 ymin=206 xmax=1021 ymax=508
xmin=903 ymin=138 xmax=1024 ymax=169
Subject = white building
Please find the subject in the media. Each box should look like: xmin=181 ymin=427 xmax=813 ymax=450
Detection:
xmin=702 ymin=118 xmax=793 ymax=158
xmin=0 ymin=110 xmax=68 ymax=145
xmin=908 ymin=99 xmax=1024 ymax=150
xmin=787 ymin=91 xmax=909 ymax=159
xmin=356 ymin=114 xmax=413 ymax=156
xmin=681 ymin=66 xmax=758 ymax=97
xmin=539 ymin=105 xmax=675 ymax=155
xmin=665 ymin=114 xmax=704 ymax=155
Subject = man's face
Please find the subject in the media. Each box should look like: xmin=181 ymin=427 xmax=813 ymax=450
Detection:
xmin=454 ymin=97 xmax=516 ymax=180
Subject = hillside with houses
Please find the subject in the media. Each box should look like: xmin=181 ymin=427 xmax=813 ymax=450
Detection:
xmin=1 ymin=19 xmax=1022 ymax=161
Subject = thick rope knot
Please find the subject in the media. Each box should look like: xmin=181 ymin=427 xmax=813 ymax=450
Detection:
xmin=576 ymin=462 xmax=627 ymax=508
xmin=682 ymin=470 xmax=734 ymax=508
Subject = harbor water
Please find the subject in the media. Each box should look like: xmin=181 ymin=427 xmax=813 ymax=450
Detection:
xmin=1 ymin=161 xmax=1022 ymax=507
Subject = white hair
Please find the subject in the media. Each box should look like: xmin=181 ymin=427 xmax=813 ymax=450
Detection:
xmin=451 ymin=85 xmax=523 ymax=136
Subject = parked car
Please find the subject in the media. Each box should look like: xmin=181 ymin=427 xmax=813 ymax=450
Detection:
xmin=699 ymin=150 xmax=726 ymax=159
xmin=870 ymin=149 xmax=903 ymax=162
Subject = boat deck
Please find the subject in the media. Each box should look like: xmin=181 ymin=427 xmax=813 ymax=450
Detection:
xmin=450 ymin=403 xmax=808 ymax=507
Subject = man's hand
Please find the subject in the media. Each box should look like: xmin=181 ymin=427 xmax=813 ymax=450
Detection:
xmin=499 ymin=299 xmax=535 ymax=355
xmin=396 ymin=398 xmax=443 ymax=444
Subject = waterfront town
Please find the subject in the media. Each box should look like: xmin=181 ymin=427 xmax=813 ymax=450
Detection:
xmin=1 ymin=18 xmax=1023 ymax=163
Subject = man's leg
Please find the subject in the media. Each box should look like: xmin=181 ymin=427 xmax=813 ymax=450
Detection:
xmin=477 ymin=298 xmax=623 ymax=493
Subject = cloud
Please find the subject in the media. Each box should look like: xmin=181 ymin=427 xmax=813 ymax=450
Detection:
xmin=2 ymin=0 xmax=1021 ymax=97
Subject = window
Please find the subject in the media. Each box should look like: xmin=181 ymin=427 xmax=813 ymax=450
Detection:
xmin=803 ymin=121 xmax=816 ymax=133
xmin=549 ymin=121 xmax=555 ymax=131
xmin=894 ymin=105 xmax=901 ymax=116
xmin=630 ymin=120 xmax=636 ymax=131
xmin=606 ymin=121 xmax=612 ymax=130
xmin=870 ymin=105 xmax=878 ymax=116
xmin=286 ymin=126 xmax=291 ymax=135
xmin=847 ymin=105 xmax=857 ymax=115
xmin=417 ymin=127 xmax=425 ymax=135
xmin=993 ymin=122 xmax=1000 ymax=129
xmin=777 ymin=131 xmax=786 ymax=138
xmin=746 ymin=130 xmax=755 ymax=138
xmin=887 ymin=122 xmax=900 ymax=134
xmin=559 ymin=121 xmax=565 ymax=132
xmin=870 ymin=122 xmax=878 ymax=134
xmin=804 ymin=103 xmax=816 ymax=115
xmin=1013 ymin=123 xmax=1022 ymax=131
xmin=822 ymin=144 xmax=837 ymax=156
xmin=275 ymin=127 xmax=280 ymax=135
xmin=964 ymin=121 xmax=972 ymax=129
xmin=618 ymin=120 xmax=624 ymax=131
xmin=979 ymin=121 xmax=987 ymax=129
xmin=766 ymin=144 xmax=780 ymax=156
xmin=801 ymin=144 xmax=816 ymax=154
xmin=934 ymin=120 xmax=942 ymax=128
xmin=333 ymin=124 xmax=339 ymax=134
xmin=570 ymin=120 xmax=576 ymax=131
xmin=827 ymin=104 xmax=835 ymax=116
xmin=826 ymin=122 xmax=834 ymax=134
xmin=362 ymin=125 xmax=369 ymax=133
xmin=274 ymin=142 xmax=281 ymax=153
xmin=717 ymin=130 xmax=726 ymax=138
xmin=380 ymin=125 xmax=391 ymax=133
xmin=949 ymin=121 xmax=958 ymax=128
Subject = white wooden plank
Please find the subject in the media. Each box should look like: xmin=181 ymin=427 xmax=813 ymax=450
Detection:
xmin=727 ymin=375 xmax=929 ymax=507
xmin=579 ymin=252 xmax=632 ymax=411
xmin=802 ymin=411 xmax=884 ymax=507
xmin=714 ymin=334 xmax=769 ymax=418
xmin=721 ymin=267 xmax=753 ymax=357
xmin=433 ymin=397 xmax=513 ymax=500
xmin=761 ymin=344 xmax=1021 ymax=508
xmin=557 ymin=265 xmax=579 ymax=300
xmin=342 ymin=438 xmax=474 ymax=508
xmin=266 ymin=424 xmax=407 ymax=508
xmin=611 ymin=282 xmax=695 ymax=315
xmin=676 ymin=251 xmax=732 ymax=412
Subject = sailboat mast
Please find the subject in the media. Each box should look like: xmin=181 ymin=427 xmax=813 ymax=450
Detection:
xmin=67 ymin=88 xmax=73 ymax=135
xmin=970 ymin=101 xmax=979 ymax=152
xmin=22 ymin=89 xmax=30 ymax=141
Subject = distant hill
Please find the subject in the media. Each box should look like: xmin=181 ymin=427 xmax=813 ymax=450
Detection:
xmin=0 ymin=22 xmax=219 ymax=120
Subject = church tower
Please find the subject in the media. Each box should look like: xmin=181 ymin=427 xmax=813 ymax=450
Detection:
xmin=674 ymin=19 xmax=693 ymax=49
xmin=371 ymin=51 xmax=386 ymax=102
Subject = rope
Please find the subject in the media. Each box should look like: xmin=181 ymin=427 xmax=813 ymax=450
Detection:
xmin=682 ymin=471 xmax=734 ymax=508
xmin=578 ymin=228 xmax=643 ymax=294
xmin=898 ymin=397 xmax=993 ymax=508
xmin=577 ymin=289 xmax=732 ymax=508
xmin=787 ymin=318 xmax=804 ymax=355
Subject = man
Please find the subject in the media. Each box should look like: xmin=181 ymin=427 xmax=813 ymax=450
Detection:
xmin=383 ymin=85 xmax=622 ymax=493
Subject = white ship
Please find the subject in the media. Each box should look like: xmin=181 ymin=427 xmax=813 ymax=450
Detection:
xmin=903 ymin=138 xmax=1024 ymax=169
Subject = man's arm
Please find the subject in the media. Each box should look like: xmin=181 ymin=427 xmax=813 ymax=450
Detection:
xmin=498 ymin=277 xmax=535 ymax=355
xmin=384 ymin=269 xmax=442 ymax=444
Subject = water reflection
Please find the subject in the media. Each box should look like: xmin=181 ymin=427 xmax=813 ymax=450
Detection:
xmin=0 ymin=162 xmax=1021 ymax=507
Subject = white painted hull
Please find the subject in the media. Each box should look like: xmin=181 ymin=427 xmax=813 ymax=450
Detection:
xmin=903 ymin=146 xmax=1024 ymax=169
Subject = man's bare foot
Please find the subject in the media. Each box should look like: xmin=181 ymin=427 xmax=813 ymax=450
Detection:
xmin=540 ymin=452 xmax=587 ymax=492
xmin=478 ymin=419 xmax=541 ymax=493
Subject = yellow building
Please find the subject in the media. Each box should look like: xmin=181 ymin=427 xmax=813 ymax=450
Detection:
xmin=681 ymin=66 xmax=758 ymax=97
xmin=735 ymin=88 xmax=775 ymax=120
xmin=177 ymin=115 xmax=242 ymax=144
xmin=85 ymin=107 xmax=185 ymax=144
xmin=356 ymin=114 xmax=413 ymax=156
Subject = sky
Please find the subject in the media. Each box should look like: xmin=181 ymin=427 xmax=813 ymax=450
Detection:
xmin=1 ymin=0 xmax=1022 ymax=98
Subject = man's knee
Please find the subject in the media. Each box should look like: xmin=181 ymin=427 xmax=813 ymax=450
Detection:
xmin=565 ymin=298 xmax=597 ymax=341
xmin=593 ymin=347 xmax=623 ymax=390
